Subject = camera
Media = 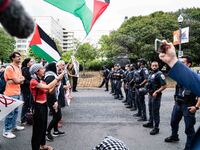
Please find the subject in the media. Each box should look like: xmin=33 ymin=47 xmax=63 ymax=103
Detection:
xmin=154 ymin=39 xmax=170 ymax=53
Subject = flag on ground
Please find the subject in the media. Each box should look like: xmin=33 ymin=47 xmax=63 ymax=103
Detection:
xmin=29 ymin=25 xmax=61 ymax=63
xmin=0 ymin=94 xmax=23 ymax=121
xmin=173 ymin=27 xmax=189 ymax=45
xmin=44 ymin=0 xmax=110 ymax=34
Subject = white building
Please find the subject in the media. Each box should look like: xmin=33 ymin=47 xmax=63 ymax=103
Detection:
xmin=62 ymin=28 xmax=75 ymax=51
xmin=15 ymin=16 xmax=64 ymax=54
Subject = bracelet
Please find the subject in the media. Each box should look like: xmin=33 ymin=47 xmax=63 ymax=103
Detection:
xmin=195 ymin=106 xmax=199 ymax=110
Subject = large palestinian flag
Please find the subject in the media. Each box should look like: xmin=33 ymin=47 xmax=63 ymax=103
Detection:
xmin=29 ymin=25 xmax=61 ymax=62
xmin=44 ymin=0 xmax=110 ymax=34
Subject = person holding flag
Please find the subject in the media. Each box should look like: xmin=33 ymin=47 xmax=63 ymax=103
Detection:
xmin=29 ymin=63 xmax=64 ymax=150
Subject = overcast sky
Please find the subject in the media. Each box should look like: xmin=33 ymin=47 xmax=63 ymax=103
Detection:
xmin=19 ymin=0 xmax=200 ymax=43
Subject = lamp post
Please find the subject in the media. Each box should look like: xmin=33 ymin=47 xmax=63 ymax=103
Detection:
xmin=178 ymin=14 xmax=183 ymax=58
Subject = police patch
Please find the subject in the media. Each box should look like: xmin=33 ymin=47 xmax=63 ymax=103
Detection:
xmin=161 ymin=74 xmax=165 ymax=80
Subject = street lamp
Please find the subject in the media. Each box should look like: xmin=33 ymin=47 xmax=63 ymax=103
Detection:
xmin=177 ymin=14 xmax=183 ymax=58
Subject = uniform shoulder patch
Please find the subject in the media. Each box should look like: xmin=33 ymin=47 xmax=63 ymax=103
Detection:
xmin=160 ymin=74 xmax=165 ymax=80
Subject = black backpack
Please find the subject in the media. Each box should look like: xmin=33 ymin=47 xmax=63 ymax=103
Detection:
xmin=0 ymin=71 xmax=6 ymax=94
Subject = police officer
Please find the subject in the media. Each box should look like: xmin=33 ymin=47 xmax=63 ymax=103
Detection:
xmin=143 ymin=61 xmax=167 ymax=135
xmin=125 ymin=64 xmax=137 ymax=111
xmin=164 ymin=56 xmax=199 ymax=150
xmin=99 ymin=66 xmax=110 ymax=91
xmin=113 ymin=64 xmax=124 ymax=100
xmin=122 ymin=64 xmax=130 ymax=103
xmin=133 ymin=59 xmax=149 ymax=121
xmin=109 ymin=67 xmax=115 ymax=94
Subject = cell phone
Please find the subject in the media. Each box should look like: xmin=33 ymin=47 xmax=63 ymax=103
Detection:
xmin=154 ymin=39 xmax=169 ymax=53
xmin=154 ymin=39 xmax=163 ymax=53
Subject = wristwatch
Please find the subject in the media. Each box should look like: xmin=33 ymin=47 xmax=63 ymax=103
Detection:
xmin=195 ymin=106 xmax=199 ymax=110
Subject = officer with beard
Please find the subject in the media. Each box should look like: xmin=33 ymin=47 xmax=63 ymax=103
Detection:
xmin=143 ymin=61 xmax=167 ymax=135
xmin=133 ymin=59 xmax=149 ymax=121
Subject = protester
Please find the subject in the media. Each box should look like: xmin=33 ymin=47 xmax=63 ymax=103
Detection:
xmin=29 ymin=63 xmax=64 ymax=150
xmin=20 ymin=58 xmax=34 ymax=125
xmin=56 ymin=61 xmax=66 ymax=108
xmin=71 ymin=56 xmax=79 ymax=92
xmin=3 ymin=52 xmax=25 ymax=139
xmin=45 ymin=62 xmax=65 ymax=142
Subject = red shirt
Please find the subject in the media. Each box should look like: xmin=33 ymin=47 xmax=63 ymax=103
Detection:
xmin=30 ymin=79 xmax=47 ymax=103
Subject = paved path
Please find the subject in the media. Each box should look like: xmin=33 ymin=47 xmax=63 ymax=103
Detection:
xmin=0 ymin=88 xmax=200 ymax=150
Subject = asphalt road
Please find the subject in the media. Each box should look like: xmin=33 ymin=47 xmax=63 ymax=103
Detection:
xmin=0 ymin=88 xmax=200 ymax=150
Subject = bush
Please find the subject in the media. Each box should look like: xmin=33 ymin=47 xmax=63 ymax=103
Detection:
xmin=87 ymin=60 xmax=113 ymax=71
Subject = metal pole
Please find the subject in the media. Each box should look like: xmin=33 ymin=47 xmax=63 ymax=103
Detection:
xmin=178 ymin=22 xmax=183 ymax=58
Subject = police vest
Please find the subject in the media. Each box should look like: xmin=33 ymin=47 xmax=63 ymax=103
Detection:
xmin=147 ymin=71 xmax=162 ymax=94
xmin=135 ymin=68 xmax=147 ymax=84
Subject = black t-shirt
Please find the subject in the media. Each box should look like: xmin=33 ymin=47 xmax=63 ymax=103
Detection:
xmin=45 ymin=75 xmax=57 ymax=107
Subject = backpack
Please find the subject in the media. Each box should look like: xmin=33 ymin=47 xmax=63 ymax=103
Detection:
xmin=0 ymin=71 xmax=6 ymax=94
xmin=0 ymin=65 xmax=15 ymax=94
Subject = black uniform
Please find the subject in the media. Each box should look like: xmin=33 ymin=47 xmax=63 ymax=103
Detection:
xmin=113 ymin=69 xmax=124 ymax=100
xmin=99 ymin=68 xmax=110 ymax=91
xmin=134 ymin=67 xmax=149 ymax=120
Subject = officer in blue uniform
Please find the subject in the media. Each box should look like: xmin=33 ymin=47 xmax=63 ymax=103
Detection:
xmin=133 ymin=59 xmax=149 ymax=121
xmin=99 ymin=66 xmax=110 ymax=91
xmin=143 ymin=61 xmax=167 ymax=135
xmin=113 ymin=64 xmax=124 ymax=100
xmin=164 ymin=56 xmax=199 ymax=150
xmin=122 ymin=64 xmax=130 ymax=103
xmin=159 ymin=41 xmax=200 ymax=150
xmin=125 ymin=64 xmax=137 ymax=110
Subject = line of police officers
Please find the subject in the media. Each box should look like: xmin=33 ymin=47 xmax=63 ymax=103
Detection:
xmin=101 ymin=56 xmax=199 ymax=150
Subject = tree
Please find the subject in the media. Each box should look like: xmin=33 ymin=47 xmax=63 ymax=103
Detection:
xmin=75 ymin=43 xmax=97 ymax=73
xmin=99 ymin=8 xmax=200 ymax=65
xmin=0 ymin=28 xmax=15 ymax=64
xmin=28 ymin=47 xmax=41 ymax=62
xmin=61 ymin=50 xmax=74 ymax=62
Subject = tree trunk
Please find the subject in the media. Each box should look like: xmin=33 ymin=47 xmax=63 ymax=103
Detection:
xmin=1 ymin=58 xmax=3 ymax=65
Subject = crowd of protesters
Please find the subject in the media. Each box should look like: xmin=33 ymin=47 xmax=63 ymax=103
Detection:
xmin=99 ymin=55 xmax=200 ymax=150
xmin=0 ymin=51 xmax=79 ymax=150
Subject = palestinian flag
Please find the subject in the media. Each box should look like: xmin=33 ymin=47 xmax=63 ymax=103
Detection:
xmin=44 ymin=0 xmax=110 ymax=34
xmin=29 ymin=25 xmax=61 ymax=62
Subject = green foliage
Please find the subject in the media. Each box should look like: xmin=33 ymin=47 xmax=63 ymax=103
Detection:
xmin=87 ymin=59 xmax=113 ymax=71
xmin=0 ymin=28 xmax=15 ymax=64
xmin=28 ymin=47 xmax=41 ymax=62
xmin=75 ymin=43 xmax=97 ymax=68
xmin=61 ymin=50 xmax=74 ymax=62
xmin=99 ymin=8 xmax=200 ymax=65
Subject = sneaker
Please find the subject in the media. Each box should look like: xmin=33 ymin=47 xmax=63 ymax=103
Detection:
xmin=46 ymin=133 xmax=54 ymax=141
xmin=53 ymin=130 xmax=65 ymax=137
xmin=150 ymin=128 xmax=159 ymax=135
xmin=3 ymin=132 xmax=16 ymax=139
xmin=143 ymin=122 xmax=153 ymax=128
xmin=164 ymin=136 xmax=179 ymax=142
xmin=13 ymin=125 xmax=25 ymax=131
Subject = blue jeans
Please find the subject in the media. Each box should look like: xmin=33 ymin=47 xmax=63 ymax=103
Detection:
xmin=4 ymin=95 xmax=21 ymax=132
